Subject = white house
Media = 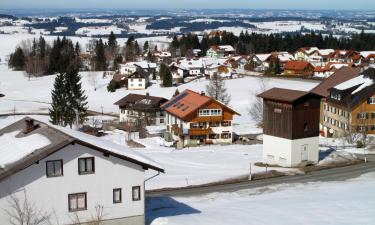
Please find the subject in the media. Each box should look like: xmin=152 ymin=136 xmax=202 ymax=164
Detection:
xmin=119 ymin=62 xmax=157 ymax=76
xmin=258 ymin=88 xmax=322 ymax=167
xmin=0 ymin=117 xmax=164 ymax=225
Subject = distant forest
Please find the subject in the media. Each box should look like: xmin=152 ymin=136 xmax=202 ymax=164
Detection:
xmin=170 ymin=31 xmax=375 ymax=56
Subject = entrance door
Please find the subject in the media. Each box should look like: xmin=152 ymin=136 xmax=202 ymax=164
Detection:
xmin=301 ymin=145 xmax=308 ymax=161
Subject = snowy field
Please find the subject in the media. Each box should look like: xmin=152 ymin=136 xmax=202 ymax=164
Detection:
xmin=147 ymin=172 xmax=375 ymax=225
xmin=0 ymin=62 xmax=318 ymax=135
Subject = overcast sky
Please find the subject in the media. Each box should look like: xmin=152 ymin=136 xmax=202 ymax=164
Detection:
xmin=1 ymin=0 xmax=374 ymax=10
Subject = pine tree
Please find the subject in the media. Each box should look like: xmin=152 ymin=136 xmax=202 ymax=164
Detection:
xmin=206 ymin=73 xmax=231 ymax=105
xmin=108 ymin=31 xmax=118 ymax=54
xmin=162 ymin=65 xmax=173 ymax=87
xmin=8 ymin=47 xmax=25 ymax=70
xmin=49 ymin=65 xmax=88 ymax=127
xmin=49 ymin=72 xmax=66 ymax=125
xmin=64 ymin=65 xmax=88 ymax=127
xmin=159 ymin=63 xmax=167 ymax=81
xmin=94 ymin=38 xmax=107 ymax=71
xmin=143 ymin=41 xmax=149 ymax=52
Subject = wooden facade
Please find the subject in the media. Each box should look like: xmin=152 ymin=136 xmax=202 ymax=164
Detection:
xmin=263 ymin=95 xmax=321 ymax=140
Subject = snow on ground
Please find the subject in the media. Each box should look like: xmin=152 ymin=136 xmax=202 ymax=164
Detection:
xmin=75 ymin=26 xmax=124 ymax=36
xmin=135 ymin=137 xmax=295 ymax=190
xmin=147 ymin=172 xmax=375 ymax=225
xmin=0 ymin=54 xmax=318 ymax=134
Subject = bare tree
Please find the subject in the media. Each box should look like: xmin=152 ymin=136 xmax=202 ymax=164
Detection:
xmin=4 ymin=190 xmax=52 ymax=225
xmin=88 ymin=71 xmax=99 ymax=91
xmin=69 ymin=204 xmax=105 ymax=225
xmin=205 ymin=73 xmax=231 ymax=105
xmin=248 ymin=78 xmax=267 ymax=128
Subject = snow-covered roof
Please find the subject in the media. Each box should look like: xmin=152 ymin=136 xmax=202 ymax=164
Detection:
xmin=120 ymin=61 xmax=157 ymax=69
xmin=318 ymin=49 xmax=335 ymax=56
xmin=0 ymin=130 xmax=51 ymax=168
xmin=334 ymin=75 xmax=374 ymax=94
xmin=360 ymin=51 xmax=375 ymax=58
xmin=219 ymin=45 xmax=235 ymax=52
xmin=53 ymin=125 xmax=163 ymax=171
xmin=0 ymin=118 xmax=164 ymax=173
xmin=255 ymin=54 xmax=272 ymax=62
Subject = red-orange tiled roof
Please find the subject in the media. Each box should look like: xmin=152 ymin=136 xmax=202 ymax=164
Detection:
xmin=161 ymin=89 xmax=239 ymax=120
xmin=284 ymin=60 xmax=313 ymax=71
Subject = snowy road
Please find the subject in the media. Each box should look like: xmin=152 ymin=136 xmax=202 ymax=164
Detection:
xmin=147 ymin=161 xmax=375 ymax=197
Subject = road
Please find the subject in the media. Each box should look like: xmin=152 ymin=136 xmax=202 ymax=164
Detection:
xmin=147 ymin=161 xmax=375 ymax=197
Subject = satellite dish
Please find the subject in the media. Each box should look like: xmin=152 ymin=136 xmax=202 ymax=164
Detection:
xmin=329 ymin=128 xmax=334 ymax=134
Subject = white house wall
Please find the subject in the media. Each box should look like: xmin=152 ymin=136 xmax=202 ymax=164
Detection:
xmin=0 ymin=144 xmax=145 ymax=225
xmin=263 ymin=135 xmax=319 ymax=167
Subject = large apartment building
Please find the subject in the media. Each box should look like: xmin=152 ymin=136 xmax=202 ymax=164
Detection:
xmin=319 ymin=68 xmax=375 ymax=137
xmin=161 ymin=89 xmax=240 ymax=146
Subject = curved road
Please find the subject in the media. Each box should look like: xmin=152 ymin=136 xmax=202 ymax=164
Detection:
xmin=147 ymin=162 xmax=375 ymax=197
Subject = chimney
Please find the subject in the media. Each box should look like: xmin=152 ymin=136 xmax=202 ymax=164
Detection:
xmin=146 ymin=92 xmax=150 ymax=98
xmin=201 ymin=91 xmax=205 ymax=96
xmin=24 ymin=118 xmax=35 ymax=134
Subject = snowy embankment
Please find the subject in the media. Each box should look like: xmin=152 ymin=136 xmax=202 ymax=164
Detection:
xmin=147 ymin=172 xmax=375 ymax=225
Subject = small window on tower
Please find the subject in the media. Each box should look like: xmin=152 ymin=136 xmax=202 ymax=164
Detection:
xmin=274 ymin=108 xmax=282 ymax=113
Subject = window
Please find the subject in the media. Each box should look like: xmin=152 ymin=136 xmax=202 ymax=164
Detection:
xmin=274 ymin=108 xmax=282 ymax=113
xmin=368 ymin=97 xmax=375 ymax=104
xmin=221 ymin=132 xmax=232 ymax=139
xmin=372 ymin=113 xmax=375 ymax=119
xmin=78 ymin=157 xmax=95 ymax=175
xmin=138 ymin=83 xmax=142 ymax=87
xmin=304 ymin=123 xmax=308 ymax=132
xmin=371 ymin=125 xmax=375 ymax=131
xmin=68 ymin=193 xmax=87 ymax=212
xmin=357 ymin=112 xmax=368 ymax=119
xmin=160 ymin=118 xmax=164 ymax=123
xmin=198 ymin=109 xmax=222 ymax=117
xmin=46 ymin=160 xmax=63 ymax=177
xmin=132 ymin=186 xmax=141 ymax=201
xmin=113 ymin=188 xmax=122 ymax=204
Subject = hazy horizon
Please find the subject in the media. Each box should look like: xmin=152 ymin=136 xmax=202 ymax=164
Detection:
xmin=1 ymin=0 xmax=374 ymax=11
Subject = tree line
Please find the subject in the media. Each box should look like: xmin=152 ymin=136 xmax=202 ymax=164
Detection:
xmin=8 ymin=36 xmax=82 ymax=76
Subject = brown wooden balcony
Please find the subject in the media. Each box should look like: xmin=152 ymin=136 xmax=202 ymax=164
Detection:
xmin=189 ymin=128 xmax=212 ymax=136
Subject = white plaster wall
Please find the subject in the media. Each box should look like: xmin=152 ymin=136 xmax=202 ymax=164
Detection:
xmin=263 ymin=135 xmax=319 ymax=167
xmin=128 ymin=79 xmax=146 ymax=90
xmin=0 ymin=144 xmax=145 ymax=225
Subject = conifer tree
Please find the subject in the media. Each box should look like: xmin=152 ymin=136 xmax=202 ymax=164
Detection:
xmin=8 ymin=47 xmax=25 ymax=70
xmin=64 ymin=65 xmax=88 ymax=127
xmin=49 ymin=72 xmax=66 ymax=126
xmin=162 ymin=65 xmax=173 ymax=87
xmin=94 ymin=38 xmax=107 ymax=71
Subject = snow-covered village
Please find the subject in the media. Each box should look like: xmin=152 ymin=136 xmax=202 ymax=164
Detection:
xmin=0 ymin=1 xmax=375 ymax=225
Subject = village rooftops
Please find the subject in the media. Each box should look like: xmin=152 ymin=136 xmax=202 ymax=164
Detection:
xmin=0 ymin=117 xmax=164 ymax=182
xmin=258 ymin=88 xmax=322 ymax=103
xmin=161 ymin=89 xmax=240 ymax=121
